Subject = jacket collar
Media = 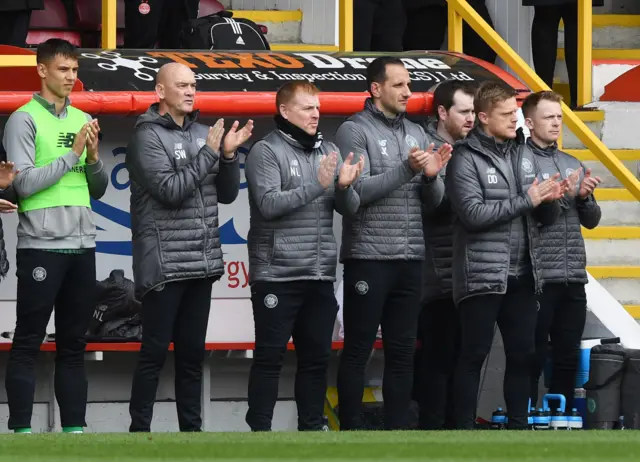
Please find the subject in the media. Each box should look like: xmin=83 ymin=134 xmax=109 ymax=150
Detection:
xmin=526 ymin=138 xmax=558 ymax=158
xmin=363 ymin=98 xmax=406 ymax=129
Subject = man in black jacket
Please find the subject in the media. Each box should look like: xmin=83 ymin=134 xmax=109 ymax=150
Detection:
xmin=445 ymin=81 xmax=565 ymax=430
xmin=403 ymin=0 xmax=496 ymax=64
xmin=335 ymin=57 xmax=452 ymax=430
xmin=0 ymin=0 xmax=44 ymax=47
xmin=244 ymin=81 xmax=363 ymax=432
xmin=522 ymin=90 xmax=601 ymax=411
xmin=414 ymin=79 xmax=476 ymax=430
xmin=126 ymin=62 xmax=253 ymax=432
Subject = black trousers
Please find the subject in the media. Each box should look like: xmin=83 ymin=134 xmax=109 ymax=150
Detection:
xmin=453 ymin=275 xmax=538 ymax=430
xmin=354 ymin=0 xmax=406 ymax=52
xmin=403 ymin=1 xmax=497 ymax=64
xmin=129 ymin=277 xmax=215 ymax=432
xmin=337 ymin=260 xmax=423 ymax=430
xmin=5 ymin=249 xmax=96 ymax=430
xmin=246 ymin=281 xmax=338 ymax=431
xmin=0 ymin=10 xmax=33 ymax=47
xmin=124 ymin=0 xmax=200 ymax=49
xmin=413 ymin=297 xmax=459 ymax=430
xmin=530 ymin=282 xmax=587 ymax=411
xmin=532 ymin=4 xmax=578 ymax=107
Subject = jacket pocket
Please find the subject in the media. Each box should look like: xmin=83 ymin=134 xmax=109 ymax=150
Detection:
xmin=155 ymin=226 xmax=165 ymax=266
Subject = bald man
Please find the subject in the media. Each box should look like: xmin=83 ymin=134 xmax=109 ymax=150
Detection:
xmin=126 ymin=63 xmax=254 ymax=432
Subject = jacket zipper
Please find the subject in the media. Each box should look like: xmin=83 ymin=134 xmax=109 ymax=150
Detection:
xmin=551 ymin=155 xmax=569 ymax=285
xmin=395 ymin=130 xmax=409 ymax=258
xmin=198 ymin=189 xmax=209 ymax=274
xmin=306 ymin=154 xmax=321 ymax=276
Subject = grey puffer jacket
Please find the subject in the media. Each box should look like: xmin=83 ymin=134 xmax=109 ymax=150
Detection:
xmin=421 ymin=122 xmax=454 ymax=304
xmin=126 ymin=104 xmax=240 ymax=298
xmin=529 ymin=139 xmax=601 ymax=284
xmin=444 ymin=127 xmax=561 ymax=304
xmin=335 ymin=98 xmax=443 ymax=262
xmin=244 ymin=129 xmax=360 ymax=284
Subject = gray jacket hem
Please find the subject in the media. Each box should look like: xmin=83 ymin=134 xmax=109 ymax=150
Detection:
xmin=249 ymin=275 xmax=337 ymax=285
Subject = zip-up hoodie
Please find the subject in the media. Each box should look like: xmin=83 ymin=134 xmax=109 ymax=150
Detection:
xmin=126 ymin=104 xmax=240 ymax=298
xmin=2 ymin=94 xmax=108 ymax=250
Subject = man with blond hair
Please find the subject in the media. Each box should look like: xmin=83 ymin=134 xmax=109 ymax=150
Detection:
xmin=244 ymin=80 xmax=364 ymax=432
xmin=445 ymin=81 xmax=564 ymax=430
xmin=523 ymin=90 xmax=601 ymax=412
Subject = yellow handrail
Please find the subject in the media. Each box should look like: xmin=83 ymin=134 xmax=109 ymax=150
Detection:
xmin=102 ymin=0 xmax=117 ymax=50
xmin=446 ymin=0 xmax=640 ymax=202
xmin=339 ymin=0 xmax=354 ymax=52
xmin=577 ymin=0 xmax=593 ymax=107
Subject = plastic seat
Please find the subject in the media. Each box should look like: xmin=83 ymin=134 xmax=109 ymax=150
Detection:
xmin=26 ymin=0 xmax=81 ymax=47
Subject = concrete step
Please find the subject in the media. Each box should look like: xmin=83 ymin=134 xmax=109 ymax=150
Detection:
xmin=586 ymin=238 xmax=640 ymax=266
xmin=562 ymin=102 xmax=640 ymax=149
xmin=230 ymin=10 xmax=302 ymax=44
xmin=559 ymin=15 xmax=640 ymax=49
xmin=596 ymin=201 xmax=640 ymax=225
xmin=588 ymin=266 xmax=640 ymax=306
xmin=579 ymin=160 xmax=638 ymax=188
xmin=594 ymin=188 xmax=636 ymax=201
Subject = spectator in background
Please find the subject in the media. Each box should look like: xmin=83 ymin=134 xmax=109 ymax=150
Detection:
xmin=403 ymin=0 xmax=497 ymax=64
xmin=354 ymin=0 xmax=406 ymax=52
xmin=414 ymin=80 xmax=476 ymax=430
xmin=124 ymin=0 xmax=200 ymax=49
xmin=0 ymin=1 xmax=44 ymax=47
xmin=524 ymin=0 xmax=604 ymax=108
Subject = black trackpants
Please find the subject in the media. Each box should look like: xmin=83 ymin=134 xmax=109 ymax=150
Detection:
xmin=124 ymin=0 xmax=200 ymax=49
xmin=531 ymin=4 xmax=578 ymax=107
xmin=337 ymin=260 xmax=423 ymax=430
xmin=414 ymin=297 xmax=459 ymax=430
xmin=353 ymin=0 xmax=406 ymax=52
xmin=5 ymin=249 xmax=96 ymax=430
xmin=129 ymin=277 xmax=215 ymax=432
xmin=453 ymin=275 xmax=538 ymax=430
xmin=530 ymin=282 xmax=587 ymax=411
xmin=403 ymin=0 xmax=497 ymax=64
xmin=246 ymin=281 xmax=338 ymax=431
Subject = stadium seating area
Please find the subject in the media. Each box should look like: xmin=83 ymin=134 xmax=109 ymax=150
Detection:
xmin=25 ymin=0 xmax=228 ymax=48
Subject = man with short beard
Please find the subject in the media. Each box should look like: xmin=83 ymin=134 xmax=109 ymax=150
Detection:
xmin=335 ymin=57 xmax=453 ymax=430
xmin=243 ymin=81 xmax=364 ymax=432
xmin=126 ymin=62 xmax=253 ymax=432
xmin=523 ymin=91 xmax=601 ymax=412
xmin=445 ymin=81 xmax=565 ymax=430
xmin=414 ymin=80 xmax=476 ymax=430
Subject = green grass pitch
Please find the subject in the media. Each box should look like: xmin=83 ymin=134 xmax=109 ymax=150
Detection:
xmin=0 ymin=431 xmax=638 ymax=462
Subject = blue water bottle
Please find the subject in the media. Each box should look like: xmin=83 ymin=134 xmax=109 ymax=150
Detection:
xmin=567 ymin=408 xmax=583 ymax=430
xmin=491 ymin=407 xmax=507 ymax=430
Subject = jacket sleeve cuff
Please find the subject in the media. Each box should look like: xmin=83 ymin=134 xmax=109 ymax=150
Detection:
xmin=221 ymin=151 xmax=239 ymax=163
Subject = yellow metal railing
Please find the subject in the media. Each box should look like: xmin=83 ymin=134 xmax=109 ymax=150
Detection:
xmin=447 ymin=0 xmax=640 ymax=202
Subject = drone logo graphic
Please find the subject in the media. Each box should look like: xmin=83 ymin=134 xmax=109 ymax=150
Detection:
xmin=81 ymin=51 xmax=160 ymax=81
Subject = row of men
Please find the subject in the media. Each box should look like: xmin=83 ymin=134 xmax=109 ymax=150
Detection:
xmin=0 ymin=38 xmax=601 ymax=433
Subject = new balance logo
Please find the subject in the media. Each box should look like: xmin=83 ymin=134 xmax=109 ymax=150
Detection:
xmin=57 ymin=132 xmax=76 ymax=148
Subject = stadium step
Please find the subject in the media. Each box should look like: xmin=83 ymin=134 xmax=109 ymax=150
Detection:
xmin=559 ymin=14 xmax=640 ymax=50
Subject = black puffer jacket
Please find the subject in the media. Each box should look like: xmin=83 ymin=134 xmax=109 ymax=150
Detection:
xmin=529 ymin=139 xmax=601 ymax=284
xmin=126 ymin=104 xmax=240 ymax=298
xmin=444 ymin=127 xmax=561 ymax=304
xmin=421 ymin=122 xmax=453 ymax=304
